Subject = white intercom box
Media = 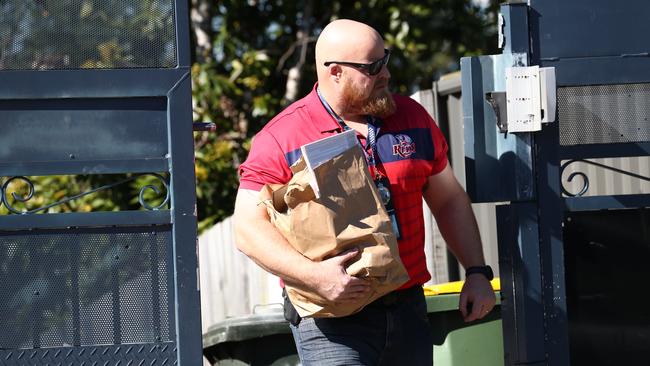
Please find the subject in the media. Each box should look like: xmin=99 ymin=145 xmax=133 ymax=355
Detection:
xmin=505 ymin=66 xmax=556 ymax=133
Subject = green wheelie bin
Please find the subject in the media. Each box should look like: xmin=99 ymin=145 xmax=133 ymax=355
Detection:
xmin=425 ymin=279 xmax=503 ymax=366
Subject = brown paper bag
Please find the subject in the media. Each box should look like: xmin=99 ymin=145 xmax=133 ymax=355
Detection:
xmin=261 ymin=145 xmax=409 ymax=318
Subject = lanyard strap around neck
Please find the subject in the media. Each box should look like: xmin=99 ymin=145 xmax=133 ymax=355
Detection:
xmin=317 ymin=87 xmax=349 ymax=131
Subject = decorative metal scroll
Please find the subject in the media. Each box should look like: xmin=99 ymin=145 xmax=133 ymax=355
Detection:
xmin=560 ymin=159 xmax=650 ymax=197
xmin=0 ymin=173 xmax=169 ymax=214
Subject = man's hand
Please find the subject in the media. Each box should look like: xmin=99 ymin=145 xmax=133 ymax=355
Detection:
xmin=310 ymin=248 xmax=371 ymax=303
xmin=235 ymin=189 xmax=371 ymax=301
xmin=459 ymin=274 xmax=496 ymax=322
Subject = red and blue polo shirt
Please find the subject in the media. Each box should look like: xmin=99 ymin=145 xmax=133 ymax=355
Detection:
xmin=239 ymin=84 xmax=449 ymax=288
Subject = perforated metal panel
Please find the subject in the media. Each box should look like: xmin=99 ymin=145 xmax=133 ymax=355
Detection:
xmin=0 ymin=226 xmax=174 ymax=349
xmin=558 ymin=83 xmax=650 ymax=146
xmin=0 ymin=0 xmax=176 ymax=70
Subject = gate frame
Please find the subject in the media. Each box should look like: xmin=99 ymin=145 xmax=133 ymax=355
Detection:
xmin=0 ymin=1 xmax=203 ymax=364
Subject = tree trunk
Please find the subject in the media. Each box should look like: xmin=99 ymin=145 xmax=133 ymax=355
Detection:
xmin=283 ymin=0 xmax=315 ymax=103
xmin=190 ymin=0 xmax=214 ymax=63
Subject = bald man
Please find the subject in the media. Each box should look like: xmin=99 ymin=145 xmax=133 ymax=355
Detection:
xmin=234 ymin=19 xmax=496 ymax=365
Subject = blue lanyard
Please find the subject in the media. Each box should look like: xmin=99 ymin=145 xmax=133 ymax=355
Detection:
xmin=365 ymin=118 xmax=380 ymax=174
xmin=317 ymin=87 xmax=382 ymax=178
xmin=316 ymin=87 xmax=349 ymax=131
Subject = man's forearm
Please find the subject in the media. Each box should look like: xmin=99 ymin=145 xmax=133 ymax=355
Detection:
xmin=234 ymin=188 xmax=372 ymax=302
xmin=234 ymin=213 xmax=318 ymax=288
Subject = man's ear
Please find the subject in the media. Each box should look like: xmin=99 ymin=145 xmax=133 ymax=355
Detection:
xmin=328 ymin=64 xmax=342 ymax=82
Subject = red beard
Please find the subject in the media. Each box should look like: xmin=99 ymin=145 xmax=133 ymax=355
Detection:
xmin=341 ymin=79 xmax=396 ymax=118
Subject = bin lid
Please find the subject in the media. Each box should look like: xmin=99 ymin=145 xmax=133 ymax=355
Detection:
xmin=202 ymin=310 xmax=291 ymax=348
xmin=424 ymin=278 xmax=501 ymax=313
xmin=423 ymin=278 xmax=500 ymax=296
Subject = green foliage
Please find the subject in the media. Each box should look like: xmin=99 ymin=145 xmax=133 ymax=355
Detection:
xmin=0 ymin=0 xmax=500 ymax=233
xmin=191 ymin=0 xmax=500 ymax=231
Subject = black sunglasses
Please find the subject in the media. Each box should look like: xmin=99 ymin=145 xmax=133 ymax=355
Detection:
xmin=324 ymin=49 xmax=390 ymax=76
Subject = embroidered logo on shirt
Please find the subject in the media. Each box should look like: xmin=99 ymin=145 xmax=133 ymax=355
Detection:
xmin=392 ymin=134 xmax=416 ymax=158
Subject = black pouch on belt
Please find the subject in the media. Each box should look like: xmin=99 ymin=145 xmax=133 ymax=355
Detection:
xmin=282 ymin=288 xmax=302 ymax=326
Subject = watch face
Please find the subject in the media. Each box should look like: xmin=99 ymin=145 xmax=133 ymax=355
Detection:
xmin=485 ymin=266 xmax=494 ymax=280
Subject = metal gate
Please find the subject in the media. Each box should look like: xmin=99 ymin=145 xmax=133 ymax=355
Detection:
xmin=462 ymin=1 xmax=650 ymax=365
xmin=0 ymin=1 xmax=202 ymax=364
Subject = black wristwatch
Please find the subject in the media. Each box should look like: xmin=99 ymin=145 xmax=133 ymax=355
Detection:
xmin=465 ymin=265 xmax=494 ymax=281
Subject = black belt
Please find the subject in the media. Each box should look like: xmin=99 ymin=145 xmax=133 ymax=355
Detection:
xmin=371 ymin=285 xmax=423 ymax=307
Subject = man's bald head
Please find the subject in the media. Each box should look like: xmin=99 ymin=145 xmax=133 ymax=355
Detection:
xmin=315 ymin=19 xmax=385 ymax=80
xmin=314 ymin=19 xmax=394 ymax=119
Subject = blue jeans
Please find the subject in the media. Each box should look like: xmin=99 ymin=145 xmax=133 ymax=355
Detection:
xmin=290 ymin=286 xmax=433 ymax=365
